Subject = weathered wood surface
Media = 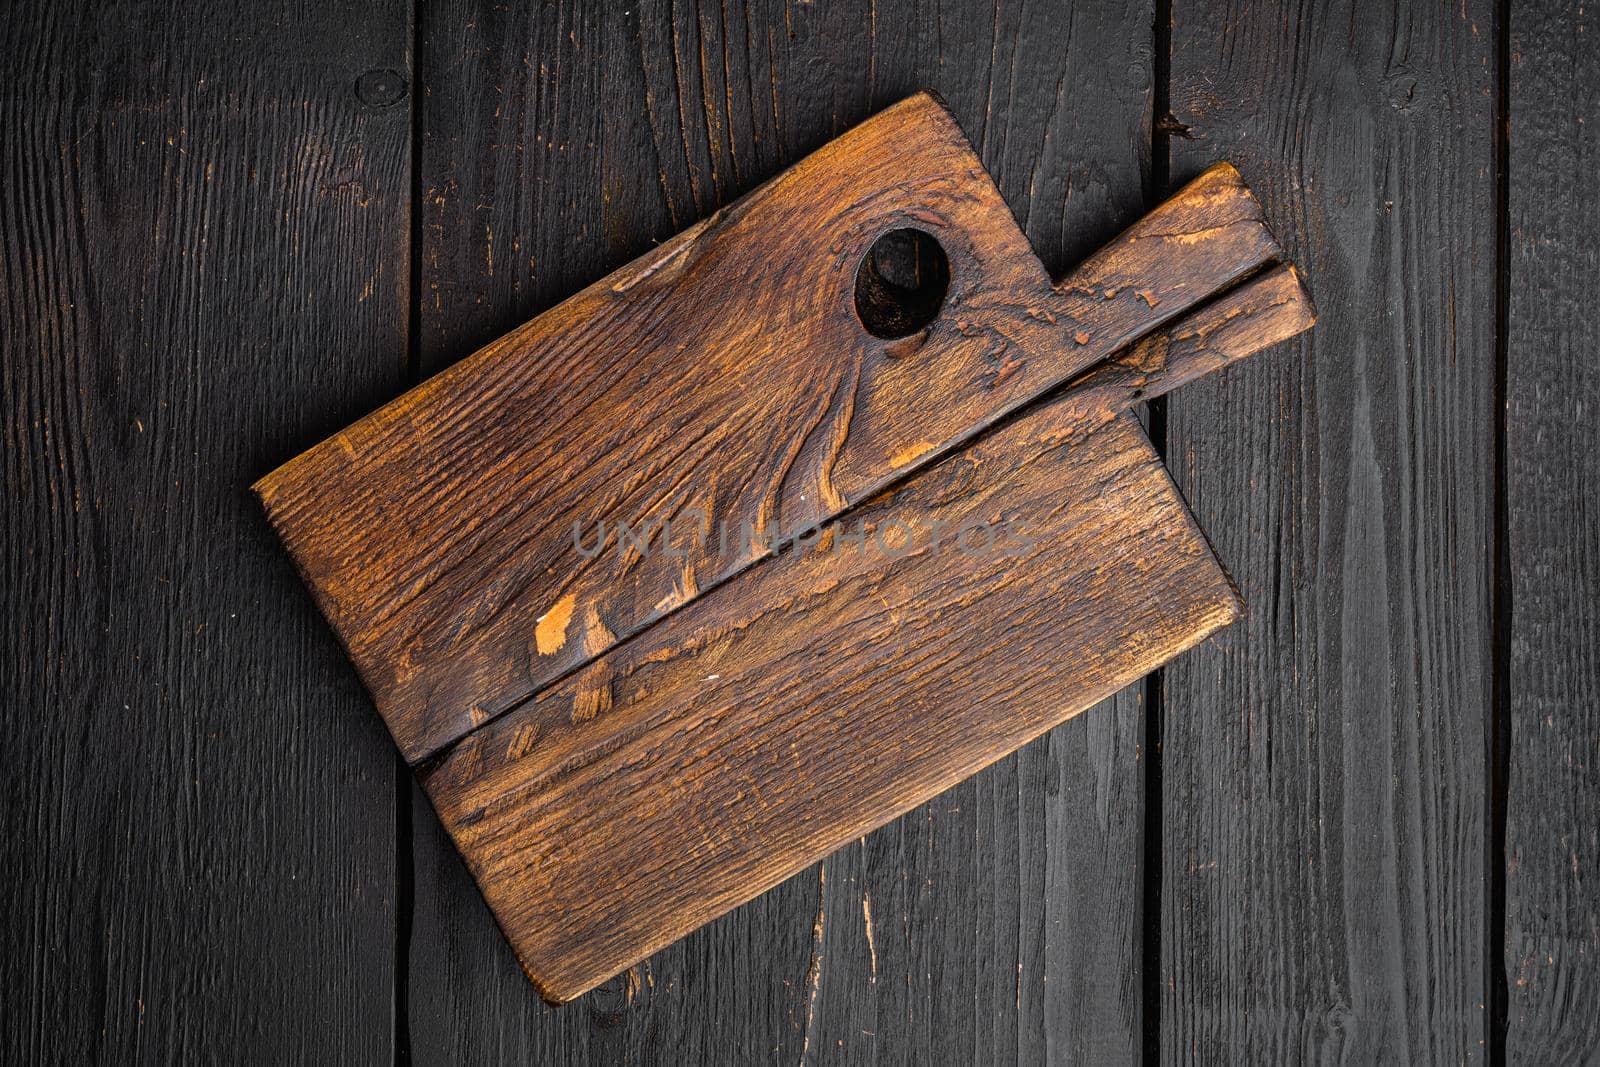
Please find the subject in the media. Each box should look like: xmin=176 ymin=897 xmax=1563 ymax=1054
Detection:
xmin=423 ymin=265 xmax=1313 ymax=1003
xmin=0 ymin=0 xmax=409 ymax=1061
xmin=8 ymin=1 xmax=1595 ymax=1063
xmin=257 ymin=92 xmax=1282 ymax=765
xmin=1504 ymin=1 xmax=1600 ymax=1058
xmin=1161 ymin=0 xmax=1497 ymax=1061
xmin=405 ymin=4 xmax=1176 ymax=1059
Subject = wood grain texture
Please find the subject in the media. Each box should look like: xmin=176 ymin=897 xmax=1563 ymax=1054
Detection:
xmin=405 ymin=2 xmax=1172 ymax=1059
xmin=8 ymin=1 xmax=1585 ymax=1062
xmin=258 ymin=92 xmax=1280 ymax=766
xmin=1161 ymin=0 xmax=1497 ymax=1061
xmin=421 ymin=266 xmax=1312 ymax=1004
xmin=1504 ymin=1 xmax=1600 ymax=1058
xmin=429 ymin=401 xmax=1228 ymax=1003
xmin=0 ymin=0 xmax=409 ymax=1061
xmin=426 ymin=407 xmax=1216 ymax=1007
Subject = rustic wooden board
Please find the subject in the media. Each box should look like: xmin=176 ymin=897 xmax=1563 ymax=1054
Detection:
xmin=10 ymin=3 xmax=1560 ymax=1063
xmin=1505 ymin=1 xmax=1600 ymax=1057
xmin=405 ymin=4 xmax=1175 ymax=1059
xmin=256 ymin=92 xmax=1283 ymax=766
xmin=1161 ymin=0 xmax=1497 ymax=1061
xmin=0 ymin=0 xmax=409 ymax=1060
xmin=420 ymin=265 xmax=1313 ymax=1004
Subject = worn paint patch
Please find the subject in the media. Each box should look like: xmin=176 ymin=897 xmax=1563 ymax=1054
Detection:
xmin=890 ymin=441 xmax=936 ymax=467
xmin=571 ymin=660 xmax=614 ymax=722
xmin=506 ymin=722 xmax=541 ymax=761
xmin=992 ymin=355 xmax=1025 ymax=388
xmin=535 ymin=593 xmax=577 ymax=655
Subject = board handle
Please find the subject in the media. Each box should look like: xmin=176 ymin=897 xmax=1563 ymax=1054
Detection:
xmin=1026 ymin=263 xmax=1315 ymax=440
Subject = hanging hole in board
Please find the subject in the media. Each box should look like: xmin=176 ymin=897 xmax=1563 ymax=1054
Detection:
xmin=853 ymin=228 xmax=950 ymax=339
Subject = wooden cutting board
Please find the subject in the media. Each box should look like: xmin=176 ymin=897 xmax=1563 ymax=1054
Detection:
xmin=255 ymin=92 xmax=1313 ymax=1003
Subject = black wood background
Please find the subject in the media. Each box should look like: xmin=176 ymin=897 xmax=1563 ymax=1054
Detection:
xmin=2 ymin=0 xmax=1594 ymax=1063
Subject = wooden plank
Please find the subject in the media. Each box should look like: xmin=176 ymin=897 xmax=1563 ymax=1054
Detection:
xmin=404 ymin=3 xmax=1169 ymax=1060
xmin=422 ymin=266 xmax=1313 ymax=1005
xmin=429 ymin=403 xmax=1227 ymax=1004
xmin=0 ymin=0 xmax=409 ymax=1062
xmin=257 ymin=94 xmax=1280 ymax=767
xmin=1161 ymin=0 xmax=1496 ymax=1060
xmin=1504 ymin=1 xmax=1600 ymax=1057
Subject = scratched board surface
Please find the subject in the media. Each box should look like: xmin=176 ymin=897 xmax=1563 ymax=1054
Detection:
xmin=4 ymin=1 xmax=1596 ymax=1064
xmin=408 ymin=3 xmax=1168 ymax=1061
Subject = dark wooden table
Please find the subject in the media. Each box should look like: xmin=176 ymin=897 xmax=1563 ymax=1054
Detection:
xmin=3 ymin=1 xmax=1594 ymax=1063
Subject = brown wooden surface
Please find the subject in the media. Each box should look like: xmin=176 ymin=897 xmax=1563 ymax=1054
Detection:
xmin=404 ymin=5 xmax=1177 ymax=1058
xmin=11 ymin=3 xmax=1593 ymax=1062
xmin=421 ymin=265 xmax=1313 ymax=1003
xmin=254 ymin=95 xmax=1283 ymax=764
